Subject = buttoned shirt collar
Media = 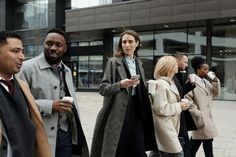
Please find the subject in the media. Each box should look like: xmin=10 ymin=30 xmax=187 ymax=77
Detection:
xmin=0 ymin=76 xmax=14 ymax=92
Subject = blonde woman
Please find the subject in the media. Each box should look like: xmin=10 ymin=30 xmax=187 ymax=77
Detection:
xmin=150 ymin=56 xmax=190 ymax=157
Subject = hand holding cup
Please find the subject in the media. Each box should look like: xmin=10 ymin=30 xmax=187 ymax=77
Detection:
xmin=180 ymin=98 xmax=190 ymax=111
xmin=207 ymin=71 xmax=216 ymax=80
xmin=147 ymin=80 xmax=157 ymax=95
xmin=62 ymin=96 xmax=74 ymax=103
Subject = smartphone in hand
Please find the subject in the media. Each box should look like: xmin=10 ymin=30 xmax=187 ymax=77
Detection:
xmin=131 ymin=75 xmax=140 ymax=80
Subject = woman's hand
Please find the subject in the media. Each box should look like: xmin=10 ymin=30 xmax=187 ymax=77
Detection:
xmin=180 ymin=102 xmax=190 ymax=111
xmin=120 ymin=78 xmax=140 ymax=88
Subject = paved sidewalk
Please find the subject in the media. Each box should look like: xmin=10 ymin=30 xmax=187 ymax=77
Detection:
xmin=76 ymin=92 xmax=236 ymax=157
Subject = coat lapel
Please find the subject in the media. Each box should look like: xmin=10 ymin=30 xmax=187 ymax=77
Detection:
xmin=195 ymin=79 xmax=209 ymax=95
xmin=116 ymin=58 xmax=128 ymax=80
xmin=17 ymin=79 xmax=52 ymax=157
xmin=160 ymin=77 xmax=181 ymax=101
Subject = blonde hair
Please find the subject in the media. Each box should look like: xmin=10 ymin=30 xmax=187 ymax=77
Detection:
xmin=154 ymin=55 xmax=177 ymax=79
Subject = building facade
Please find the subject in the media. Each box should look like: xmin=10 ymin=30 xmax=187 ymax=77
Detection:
xmin=1 ymin=0 xmax=236 ymax=100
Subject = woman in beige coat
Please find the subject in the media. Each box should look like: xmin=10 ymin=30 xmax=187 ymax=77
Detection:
xmin=186 ymin=56 xmax=220 ymax=157
xmin=150 ymin=56 xmax=190 ymax=157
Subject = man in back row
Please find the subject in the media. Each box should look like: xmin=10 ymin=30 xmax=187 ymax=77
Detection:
xmin=18 ymin=28 xmax=89 ymax=157
xmin=173 ymin=52 xmax=197 ymax=157
xmin=0 ymin=31 xmax=51 ymax=157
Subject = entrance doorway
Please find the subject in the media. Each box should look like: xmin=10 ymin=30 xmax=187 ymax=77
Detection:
xmin=71 ymin=55 xmax=103 ymax=90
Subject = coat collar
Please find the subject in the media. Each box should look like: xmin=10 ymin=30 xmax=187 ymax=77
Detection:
xmin=194 ymin=75 xmax=209 ymax=95
xmin=114 ymin=56 xmax=145 ymax=84
xmin=37 ymin=53 xmax=69 ymax=73
xmin=159 ymin=77 xmax=180 ymax=98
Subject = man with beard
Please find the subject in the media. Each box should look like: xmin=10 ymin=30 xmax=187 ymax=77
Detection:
xmin=18 ymin=28 xmax=89 ymax=157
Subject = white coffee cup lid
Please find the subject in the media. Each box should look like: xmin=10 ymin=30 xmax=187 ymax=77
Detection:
xmin=62 ymin=96 xmax=73 ymax=103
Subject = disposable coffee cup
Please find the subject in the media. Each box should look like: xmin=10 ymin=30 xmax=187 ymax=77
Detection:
xmin=188 ymin=74 xmax=196 ymax=83
xmin=62 ymin=96 xmax=73 ymax=103
xmin=181 ymin=98 xmax=189 ymax=104
xmin=147 ymin=80 xmax=157 ymax=95
xmin=207 ymin=71 xmax=216 ymax=80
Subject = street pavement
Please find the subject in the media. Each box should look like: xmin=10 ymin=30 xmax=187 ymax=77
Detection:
xmin=76 ymin=92 xmax=236 ymax=157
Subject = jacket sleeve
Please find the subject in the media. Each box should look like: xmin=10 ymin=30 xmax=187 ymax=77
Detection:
xmin=184 ymin=81 xmax=196 ymax=95
xmin=17 ymin=64 xmax=53 ymax=115
xmin=99 ymin=58 xmax=122 ymax=97
xmin=185 ymin=91 xmax=205 ymax=129
xmin=152 ymin=85 xmax=181 ymax=117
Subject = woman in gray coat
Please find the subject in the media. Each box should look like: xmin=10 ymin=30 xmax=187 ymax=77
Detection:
xmin=91 ymin=30 xmax=157 ymax=157
xmin=186 ymin=56 xmax=221 ymax=157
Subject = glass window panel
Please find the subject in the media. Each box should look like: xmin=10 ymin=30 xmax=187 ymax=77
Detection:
xmin=78 ymin=56 xmax=89 ymax=88
xmin=187 ymin=27 xmax=207 ymax=55
xmin=79 ymin=42 xmax=89 ymax=47
xmin=154 ymin=29 xmax=187 ymax=56
xmin=24 ymin=44 xmax=43 ymax=60
xmin=139 ymin=32 xmax=154 ymax=56
xmin=77 ymin=55 xmax=103 ymax=89
xmin=139 ymin=56 xmax=154 ymax=80
xmin=212 ymin=25 xmax=236 ymax=100
xmin=88 ymin=56 xmax=103 ymax=89
xmin=90 ymin=41 xmax=103 ymax=46
xmin=113 ymin=34 xmax=120 ymax=54
xmin=71 ymin=42 xmax=78 ymax=47
xmin=14 ymin=0 xmax=48 ymax=30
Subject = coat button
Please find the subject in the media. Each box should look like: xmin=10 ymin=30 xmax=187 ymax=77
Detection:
xmin=54 ymin=86 xmax=57 ymax=89
xmin=51 ymin=126 xmax=55 ymax=130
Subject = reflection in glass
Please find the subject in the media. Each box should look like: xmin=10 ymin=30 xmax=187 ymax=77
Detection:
xmin=212 ymin=25 xmax=236 ymax=100
xmin=78 ymin=56 xmax=89 ymax=88
xmin=139 ymin=32 xmax=154 ymax=56
xmin=76 ymin=55 xmax=103 ymax=89
xmin=139 ymin=56 xmax=154 ymax=80
xmin=14 ymin=0 xmax=48 ymax=30
xmin=24 ymin=45 xmax=43 ymax=60
xmin=187 ymin=27 xmax=207 ymax=55
xmin=155 ymin=29 xmax=187 ymax=55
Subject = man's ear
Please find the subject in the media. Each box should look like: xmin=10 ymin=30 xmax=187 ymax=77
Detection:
xmin=64 ymin=44 xmax=68 ymax=52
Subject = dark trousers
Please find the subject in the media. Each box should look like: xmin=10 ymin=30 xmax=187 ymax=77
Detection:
xmin=55 ymin=128 xmax=72 ymax=157
xmin=190 ymin=138 xmax=214 ymax=157
xmin=179 ymin=112 xmax=192 ymax=157
xmin=179 ymin=135 xmax=192 ymax=157
xmin=159 ymin=151 xmax=184 ymax=157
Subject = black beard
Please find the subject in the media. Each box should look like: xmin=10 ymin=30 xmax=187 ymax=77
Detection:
xmin=45 ymin=54 xmax=62 ymax=65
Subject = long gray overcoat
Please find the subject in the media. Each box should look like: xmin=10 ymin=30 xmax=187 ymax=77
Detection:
xmin=91 ymin=56 xmax=156 ymax=157
xmin=18 ymin=53 xmax=89 ymax=157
